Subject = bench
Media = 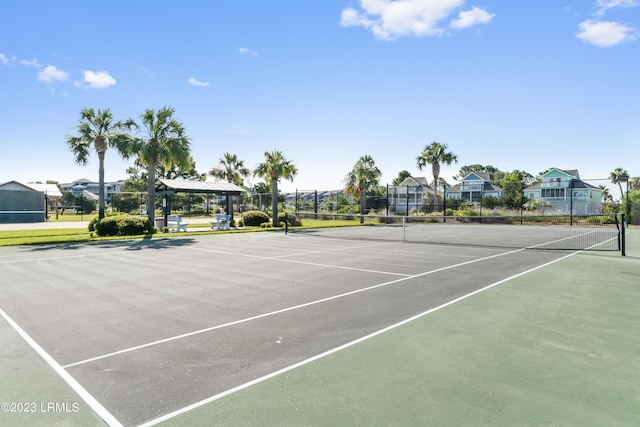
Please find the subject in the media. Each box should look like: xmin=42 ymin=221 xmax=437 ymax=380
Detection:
xmin=211 ymin=214 xmax=231 ymax=230
xmin=167 ymin=215 xmax=188 ymax=232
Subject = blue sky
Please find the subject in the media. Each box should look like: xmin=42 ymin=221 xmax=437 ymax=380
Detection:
xmin=1 ymin=0 xmax=638 ymax=194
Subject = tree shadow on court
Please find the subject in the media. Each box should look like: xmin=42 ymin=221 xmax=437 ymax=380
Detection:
xmin=24 ymin=235 xmax=198 ymax=252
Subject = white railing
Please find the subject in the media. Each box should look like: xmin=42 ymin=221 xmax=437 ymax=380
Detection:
xmin=541 ymin=180 xmax=570 ymax=188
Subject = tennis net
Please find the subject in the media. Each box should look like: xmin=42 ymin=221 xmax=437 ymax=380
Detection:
xmin=286 ymin=212 xmax=625 ymax=253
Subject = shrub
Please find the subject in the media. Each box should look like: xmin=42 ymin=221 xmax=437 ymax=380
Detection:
xmin=95 ymin=216 xmax=120 ymax=236
xmin=242 ymin=210 xmax=270 ymax=226
xmin=453 ymin=209 xmax=478 ymax=217
xmin=94 ymin=215 xmax=154 ymax=236
xmin=88 ymin=216 xmax=99 ymax=232
xmin=117 ymin=216 xmax=154 ymax=235
xmin=278 ymin=212 xmax=302 ymax=226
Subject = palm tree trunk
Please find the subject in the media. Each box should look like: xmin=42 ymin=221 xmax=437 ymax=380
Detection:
xmin=618 ymin=183 xmax=624 ymax=201
xmin=98 ymin=152 xmax=106 ymax=219
xmin=271 ymin=180 xmax=278 ymax=226
xmin=147 ymin=161 xmax=157 ymax=223
xmin=360 ymin=190 xmax=366 ymax=224
xmin=432 ymin=163 xmax=440 ymax=198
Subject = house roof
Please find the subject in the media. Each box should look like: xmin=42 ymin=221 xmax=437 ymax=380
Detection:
xmin=394 ymin=176 xmax=430 ymax=186
xmin=82 ymin=189 xmax=99 ymax=201
xmin=25 ymin=183 xmax=63 ymax=198
xmin=389 ymin=176 xmax=433 ymax=192
xmin=0 ymin=181 xmax=63 ymax=198
xmin=155 ymin=179 xmax=246 ymax=195
xmin=462 ymin=172 xmax=490 ymax=182
xmin=560 ymin=169 xmax=578 ymax=177
xmin=543 ymin=168 xmax=579 ymax=179
xmin=0 ymin=180 xmax=36 ymax=191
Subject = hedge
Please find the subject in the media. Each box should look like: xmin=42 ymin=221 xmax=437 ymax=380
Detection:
xmin=93 ymin=215 xmax=155 ymax=236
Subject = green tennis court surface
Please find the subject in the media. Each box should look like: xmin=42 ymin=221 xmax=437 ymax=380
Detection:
xmin=0 ymin=229 xmax=638 ymax=426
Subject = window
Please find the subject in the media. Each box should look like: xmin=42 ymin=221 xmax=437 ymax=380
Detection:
xmin=542 ymin=188 xmax=565 ymax=198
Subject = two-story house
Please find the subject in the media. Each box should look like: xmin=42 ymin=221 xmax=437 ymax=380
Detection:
xmin=388 ymin=176 xmax=434 ymax=214
xmin=61 ymin=178 xmax=124 ymax=203
xmin=446 ymin=172 xmax=502 ymax=203
xmin=523 ymin=168 xmax=602 ymax=214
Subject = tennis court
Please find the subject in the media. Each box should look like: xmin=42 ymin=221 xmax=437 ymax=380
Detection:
xmin=0 ymin=223 xmax=638 ymax=426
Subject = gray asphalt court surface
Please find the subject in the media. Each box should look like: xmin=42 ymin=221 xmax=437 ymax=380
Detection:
xmin=0 ymin=228 xmax=634 ymax=426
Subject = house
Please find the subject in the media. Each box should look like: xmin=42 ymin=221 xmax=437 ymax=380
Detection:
xmin=285 ymin=190 xmax=352 ymax=211
xmin=446 ymin=172 xmax=502 ymax=203
xmin=60 ymin=178 xmax=124 ymax=203
xmin=523 ymin=168 xmax=602 ymax=214
xmin=387 ymin=176 xmax=435 ymax=214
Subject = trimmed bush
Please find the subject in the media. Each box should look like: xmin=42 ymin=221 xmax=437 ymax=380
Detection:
xmin=95 ymin=216 xmax=120 ymax=236
xmin=117 ymin=215 xmax=154 ymax=235
xmin=94 ymin=215 xmax=154 ymax=236
xmin=88 ymin=216 xmax=99 ymax=232
xmin=278 ymin=212 xmax=302 ymax=226
xmin=242 ymin=210 xmax=270 ymax=226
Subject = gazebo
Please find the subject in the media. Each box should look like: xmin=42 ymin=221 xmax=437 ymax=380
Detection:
xmin=154 ymin=179 xmax=246 ymax=227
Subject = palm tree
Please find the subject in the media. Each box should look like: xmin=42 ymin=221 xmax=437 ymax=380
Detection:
xmin=66 ymin=107 xmax=128 ymax=219
xmin=416 ymin=142 xmax=458 ymax=197
xmin=344 ymin=155 xmax=382 ymax=223
xmin=253 ymin=150 xmax=298 ymax=226
xmin=599 ymin=185 xmax=613 ymax=203
xmin=209 ymin=153 xmax=250 ymax=186
xmin=609 ymin=167 xmax=629 ymax=202
xmin=116 ymin=106 xmax=191 ymax=223
xmin=392 ymin=170 xmax=411 ymax=185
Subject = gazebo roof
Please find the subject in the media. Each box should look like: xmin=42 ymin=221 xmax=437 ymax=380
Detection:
xmin=25 ymin=183 xmax=63 ymax=198
xmin=155 ymin=179 xmax=246 ymax=195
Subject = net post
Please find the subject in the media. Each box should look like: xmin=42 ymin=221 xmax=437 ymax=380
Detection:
xmin=314 ymin=190 xmax=318 ymax=220
xmin=621 ymin=213 xmax=626 ymax=256
xmin=442 ymin=183 xmax=447 ymax=223
xmin=569 ymin=179 xmax=574 ymax=226
xmin=386 ymin=183 xmax=389 ymax=217
xmin=402 ymin=215 xmax=406 ymax=242
xmin=285 ymin=212 xmax=288 ymax=235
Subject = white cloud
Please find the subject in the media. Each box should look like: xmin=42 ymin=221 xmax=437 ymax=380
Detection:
xmin=238 ymin=47 xmax=258 ymax=56
xmin=576 ymin=20 xmax=638 ymax=47
xmin=596 ymin=0 xmax=638 ymax=10
xmin=450 ymin=6 xmax=494 ymax=29
xmin=0 ymin=53 xmax=17 ymax=65
xmin=340 ymin=0 xmax=495 ymax=40
xmin=37 ymin=65 xmax=69 ymax=83
xmin=188 ymin=77 xmax=210 ymax=87
xmin=20 ymin=58 xmax=42 ymax=67
xmin=595 ymin=0 xmax=639 ymax=17
xmin=81 ymin=70 xmax=116 ymax=89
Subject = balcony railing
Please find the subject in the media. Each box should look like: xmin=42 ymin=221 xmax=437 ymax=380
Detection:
xmin=540 ymin=180 xmax=570 ymax=188
xmin=460 ymin=185 xmax=483 ymax=191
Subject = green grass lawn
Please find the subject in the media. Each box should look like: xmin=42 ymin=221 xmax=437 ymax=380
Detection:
xmin=0 ymin=215 xmax=404 ymax=247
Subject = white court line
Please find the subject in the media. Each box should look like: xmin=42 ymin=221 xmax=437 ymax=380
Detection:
xmin=0 ymin=307 xmax=123 ymax=427
xmin=138 ymin=249 xmax=582 ymax=427
xmin=63 ymin=247 xmax=524 ymax=369
xmin=192 ymin=245 xmax=411 ymax=277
